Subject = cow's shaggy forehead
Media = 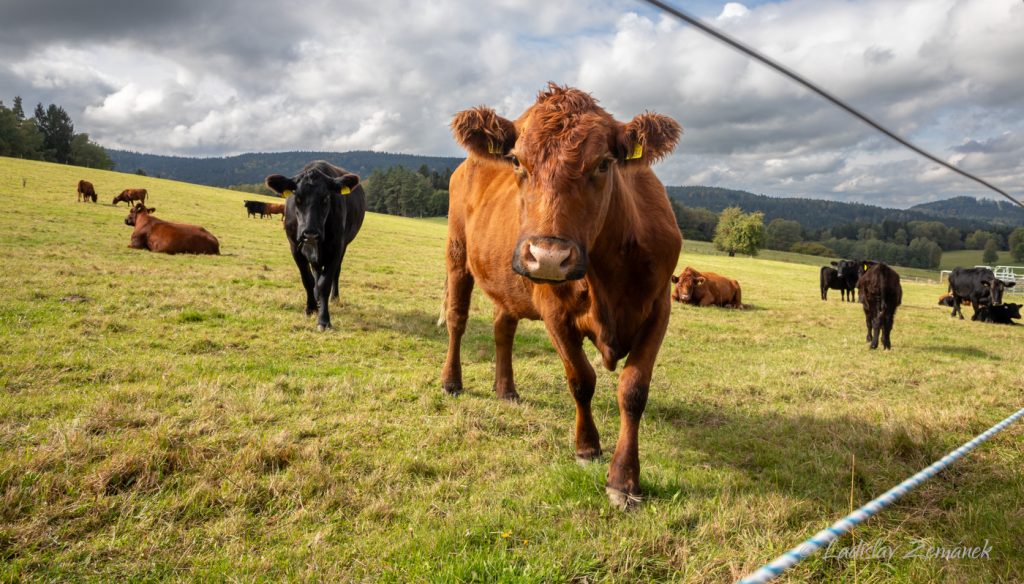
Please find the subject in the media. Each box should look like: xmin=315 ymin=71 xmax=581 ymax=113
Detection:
xmin=516 ymin=85 xmax=617 ymax=181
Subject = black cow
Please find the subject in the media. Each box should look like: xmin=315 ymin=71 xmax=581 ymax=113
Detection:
xmin=244 ymin=200 xmax=267 ymax=218
xmin=947 ymin=267 xmax=1016 ymax=320
xmin=974 ymin=302 xmax=1022 ymax=325
xmin=858 ymin=262 xmax=902 ymax=350
xmin=820 ymin=259 xmax=859 ymax=301
xmin=265 ymin=161 xmax=366 ymax=331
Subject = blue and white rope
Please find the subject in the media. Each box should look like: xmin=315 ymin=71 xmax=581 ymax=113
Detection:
xmin=738 ymin=406 xmax=1024 ymax=584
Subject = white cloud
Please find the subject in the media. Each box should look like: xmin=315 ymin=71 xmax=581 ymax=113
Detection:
xmin=1 ymin=0 xmax=1022 ymax=207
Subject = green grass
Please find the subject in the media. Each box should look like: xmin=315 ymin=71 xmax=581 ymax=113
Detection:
xmin=940 ymin=249 xmax=1023 ymax=271
xmin=1 ymin=156 xmax=1023 ymax=582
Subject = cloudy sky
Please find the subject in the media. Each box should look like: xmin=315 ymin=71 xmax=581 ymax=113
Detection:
xmin=2 ymin=0 xmax=1022 ymax=207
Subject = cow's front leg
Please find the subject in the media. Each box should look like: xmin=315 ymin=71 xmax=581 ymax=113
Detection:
xmin=493 ymin=310 xmax=520 ymax=401
xmin=314 ymin=263 xmax=338 ymax=331
xmin=545 ymin=318 xmax=600 ymax=461
xmin=606 ymin=295 xmax=670 ymax=510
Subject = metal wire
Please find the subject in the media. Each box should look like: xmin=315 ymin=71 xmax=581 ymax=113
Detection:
xmin=639 ymin=0 xmax=1024 ymax=209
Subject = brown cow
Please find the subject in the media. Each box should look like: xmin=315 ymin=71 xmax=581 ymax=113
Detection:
xmin=264 ymin=202 xmax=285 ymax=218
xmin=124 ymin=204 xmax=219 ymax=255
xmin=858 ymin=262 xmax=902 ymax=350
xmin=671 ymin=266 xmax=745 ymax=308
xmin=77 ymin=180 xmax=97 ymax=203
xmin=937 ymin=293 xmax=970 ymax=308
xmin=113 ymin=188 xmax=148 ymax=206
xmin=441 ymin=84 xmax=682 ymax=509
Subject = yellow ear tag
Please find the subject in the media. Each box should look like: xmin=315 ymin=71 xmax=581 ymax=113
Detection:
xmin=283 ymin=189 xmax=293 ymax=198
xmin=626 ymin=143 xmax=644 ymax=160
xmin=487 ymin=139 xmax=501 ymax=155
xmin=340 ymin=186 xmax=351 ymax=195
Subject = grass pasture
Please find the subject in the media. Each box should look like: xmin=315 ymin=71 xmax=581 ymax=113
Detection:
xmin=1 ymin=156 xmax=1023 ymax=583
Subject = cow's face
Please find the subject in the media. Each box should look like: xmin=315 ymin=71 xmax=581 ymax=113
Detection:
xmin=451 ymin=84 xmax=681 ymax=283
xmin=124 ymin=204 xmax=155 ymax=226
xmin=984 ymin=277 xmax=1016 ymax=305
xmin=1003 ymin=303 xmax=1022 ymax=320
xmin=833 ymin=259 xmax=860 ymax=281
xmin=670 ymin=268 xmax=702 ymax=303
xmin=265 ymin=170 xmax=359 ymax=264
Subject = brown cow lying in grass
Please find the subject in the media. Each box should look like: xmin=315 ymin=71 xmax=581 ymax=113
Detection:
xmin=124 ymin=204 xmax=220 ymax=255
xmin=671 ymin=266 xmax=746 ymax=308
xmin=937 ymin=293 xmax=971 ymax=308
xmin=113 ymin=188 xmax=148 ymax=206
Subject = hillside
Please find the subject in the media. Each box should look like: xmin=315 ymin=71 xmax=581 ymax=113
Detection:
xmin=666 ymin=186 xmax=1001 ymax=232
xmin=108 ymin=149 xmax=464 ymax=187
xmin=908 ymin=195 xmax=1024 ymax=227
xmin=1 ymin=157 xmax=1023 ymax=582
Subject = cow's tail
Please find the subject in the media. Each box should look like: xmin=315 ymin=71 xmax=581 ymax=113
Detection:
xmin=437 ymin=274 xmax=448 ymax=327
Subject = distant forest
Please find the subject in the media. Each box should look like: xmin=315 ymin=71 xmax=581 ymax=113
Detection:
xmin=0 ymin=95 xmax=112 ymax=170
xmin=107 ymin=149 xmax=464 ymax=188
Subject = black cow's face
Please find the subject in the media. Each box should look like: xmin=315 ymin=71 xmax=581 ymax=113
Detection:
xmin=833 ymin=260 xmax=859 ymax=280
xmin=986 ymin=278 xmax=1016 ymax=305
xmin=265 ymin=170 xmax=359 ymax=264
xmin=1003 ymin=303 xmax=1022 ymax=320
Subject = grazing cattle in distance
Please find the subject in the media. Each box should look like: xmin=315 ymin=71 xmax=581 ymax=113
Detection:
xmin=975 ymin=302 xmax=1022 ymax=325
xmin=265 ymin=161 xmax=366 ymax=331
xmin=113 ymin=188 xmax=148 ymax=206
xmin=947 ymin=267 xmax=1015 ymax=320
xmin=938 ymin=293 xmax=971 ymax=308
xmin=244 ymin=200 xmax=268 ymax=218
xmin=820 ymin=266 xmax=842 ymax=300
xmin=124 ymin=204 xmax=220 ymax=255
xmin=441 ymin=84 xmax=682 ymax=509
xmin=858 ymin=262 xmax=902 ymax=350
xmin=264 ymin=202 xmax=285 ymax=218
xmin=671 ymin=266 xmax=745 ymax=308
xmin=77 ymin=180 xmax=97 ymax=203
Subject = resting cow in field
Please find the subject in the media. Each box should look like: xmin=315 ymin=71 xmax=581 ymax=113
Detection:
xmin=937 ymin=293 xmax=971 ymax=308
xmin=124 ymin=204 xmax=220 ymax=255
xmin=265 ymin=161 xmax=366 ymax=331
xmin=857 ymin=262 xmax=901 ymax=350
xmin=975 ymin=302 xmax=1022 ymax=325
xmin=441 ymin=84 xmax=682 ymax=509
xmin=946 ymin=267 xmax=1015 ymax=320
xmin=113 ymin=188 xmax=148 ymax=206
xmin=671 ymin=266 xmax=744 ymax=308
xmin=77 ymin=180 xmax=97 ymax=203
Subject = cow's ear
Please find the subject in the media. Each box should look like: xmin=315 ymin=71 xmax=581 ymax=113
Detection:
xmin=147 ymin=207 xmax=156 ymax=213
xmin=1006 ymin=281 xmax=1016 ymax=288
xmin=266 ymin=174 xmax=298 ymax=196
xmin=332 ymin=173 xmax=359 ymax=195
xmin=451 ymin=107 xmax=517 ymax=159
xmin=982 ymin=281 xmax=991 ymax=287
xmin=696 ymin=276 xmax=706 ymax=285
xmin=830 ymin=261 xmax=838 ymax=266
xmin=671 ymin=275 xmax=679 ymax=284
xmin=618 ymin=112 xmax=682 ymax=165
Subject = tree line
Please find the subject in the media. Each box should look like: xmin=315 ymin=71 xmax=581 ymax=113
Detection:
xmin=673 ymin=201 xmax=1024 ymax=269
xmin=0 ymin=96 xmax=112 ymax=169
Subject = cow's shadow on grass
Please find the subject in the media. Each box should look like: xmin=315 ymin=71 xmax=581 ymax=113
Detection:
xmin=924 ymin=344 xmax=998 ymax=360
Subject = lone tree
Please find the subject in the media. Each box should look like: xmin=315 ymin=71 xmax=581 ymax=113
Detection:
xmin=713 ymin=206 xmax=765 ymax=257
xmin=982 ymin=239 xmax=999 ymax=264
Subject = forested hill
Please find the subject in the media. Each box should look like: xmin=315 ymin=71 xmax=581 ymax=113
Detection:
xmin=907 ymin=196 xmax=1024 ymax=226
xmin=666 ymin=186 xmax=1011 ymax=231
xmin=108 ymin=150 xmax=465 ymax=187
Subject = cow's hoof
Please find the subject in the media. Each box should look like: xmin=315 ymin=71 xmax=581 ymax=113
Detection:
xmin=317 ymin=323 xmax=331 ymax=332
xmin=305 ymin=308 xmax=316 ymax=317
xmin=574 ymin=448 xmax=602 ymax=465
xmin=494 ymin=384 xmax=520 ymax=402
xmin=606 ymin=486 xmax=642 ymax=511
xmin=443 ymin=381 xmax=462 ymax=396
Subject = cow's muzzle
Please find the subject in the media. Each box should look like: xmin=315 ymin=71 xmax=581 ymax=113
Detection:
xmin=512 ymin=236 xmax=587 ymax=282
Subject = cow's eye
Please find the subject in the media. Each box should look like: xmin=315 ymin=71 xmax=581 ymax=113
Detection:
xmin=597 ymin=159 xmax=612 ymax=173
xmin=506 ymin=154 xmax=521 ymax=169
